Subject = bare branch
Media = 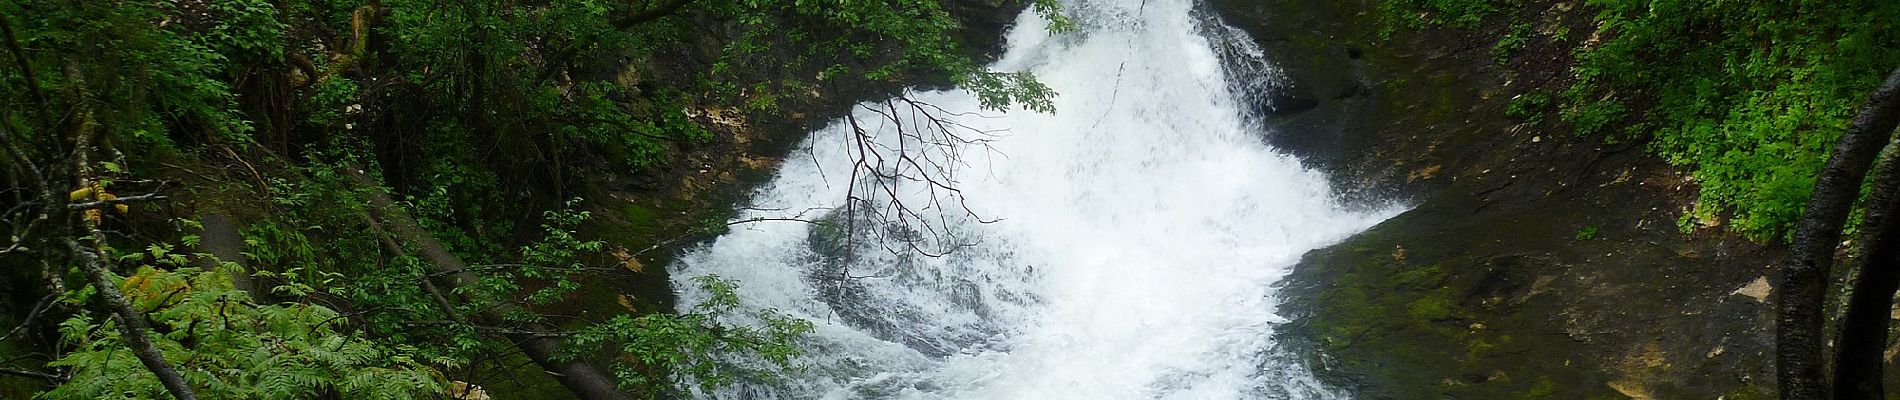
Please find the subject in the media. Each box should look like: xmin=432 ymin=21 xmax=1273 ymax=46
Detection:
xmin=66 ymin=193 xmax=168 ymax=210
xmin=820 ymin=94 xmax=1008 ymax=262
xmin=349 ymin=169 xmax=632 ymax=400
xmin=424 ymin=263 xmax=623 ymax=278
xmin=627 ymin=212 xmax=837 ymax=258
xmin=67 ymin=238 xmax=199 ymax=400
xmin=400 ymin=320 xmax=576 ymax=338
xmin=0 ymin=13 xmax=48 ymax=122
xmin=0 ymin=294 xmax=56 ymax=343
xmin=0 ymin=366 xmax=62 ymax=383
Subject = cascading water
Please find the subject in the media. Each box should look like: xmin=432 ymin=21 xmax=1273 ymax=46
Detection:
xmin=670 ymin=0 xmax=1400 ymax=398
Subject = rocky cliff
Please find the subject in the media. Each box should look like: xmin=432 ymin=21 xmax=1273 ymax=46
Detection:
xmin=1210 ymin=0 xmax=1793 ymax=398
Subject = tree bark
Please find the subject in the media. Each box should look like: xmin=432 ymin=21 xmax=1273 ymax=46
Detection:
xmin=347 ymin=168 xmax=632 ymax=400
xmin=1782 ymin=67 xmax=1900 ymax=400
xmin=0 ymin=13 xmax=48 ymax=126
xmin=1833 ymin=136 xmax=1900 ymax=399
xmin=67 ymin=238 xmax=200 ymax=400
xmin=4 ymin=99 xmax=200 ymax=400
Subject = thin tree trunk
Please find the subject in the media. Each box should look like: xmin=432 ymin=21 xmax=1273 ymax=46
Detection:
xmin=0 ymin=13 xmax=48 ymax=129
xmin=1782 ymin=67 xmax=1900 ymax=400
xmin=3 ymin=126 xmax=191 ymax=398
xmin=348 ymin=168 xmax=632 ymax=400
xmin=1833 ymin=137 xmax=1900 ymax=399
xmin=63 ymin=97 xmax=201 ymax=400
xmin=67 ymin=238 xmax=199 ymax=400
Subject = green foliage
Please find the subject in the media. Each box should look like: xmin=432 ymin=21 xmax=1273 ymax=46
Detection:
xmin=705 ymin=0 xmax=1059 ymax=112
xmin=376 ymin=0 xmax=693 ymax=172
xmin=1571 ymin=0 xmax=1900 ymax=239
xmin=1505 ymin=92 xmax=1552 ymax=123
xmin=1 ymin=0 xmax=253 ymax=149
xmin=44 ymin=264 xmax=444 ymax=399
xmin=196 ymin=0 xmax=289 ymax=61
xmin=1490 ymin=22 xmax=1532 ymax=62
xmin=6 ymin=0 xmax=1056 ymax=396
xmin=1561 ymin=99 xmax=1626 ymax=137
xmin=1550 ymin=26 xmax=1572 ymax=43
xmin=1376 ymin=0 xmax=1900 ymax=240
xmin=1378 ymin=0 xmax=1515 ymax=32
xmin=565 ymin=276 xmax=813 ymax=396
xmin=1575 ymin=225 xmax=1598 ymax=240
xmin=479 ymin=200 xmax=605 ymax=313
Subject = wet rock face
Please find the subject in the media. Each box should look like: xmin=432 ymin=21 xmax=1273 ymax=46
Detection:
xmin=1209 ymin=0 xmax=1787 ymax=398
xmin=1207 ymin=0 xmax=1381 ymax=180
xmin=1254 ymin=92 xmax=1320 ymax=117
xmin=945 ymin=0 xmax=1027 ymax=62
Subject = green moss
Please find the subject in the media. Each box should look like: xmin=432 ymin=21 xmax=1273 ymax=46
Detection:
xmin=1408 ymin=295 xmax=1454 ymax=321
xmin=1465 ymin=337 xmax=1496 ymax=359
xmin=1522 ymin=375 xmax=1559 ymax=398
xmin=619 ymin=202 xmax=665 ymax=231
xmin=1721 ymin=385 xmax=1773 ymax=400
xmin=1392 ymin=264 xmax=1448 ymax=289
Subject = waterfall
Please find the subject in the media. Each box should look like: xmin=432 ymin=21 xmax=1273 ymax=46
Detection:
xmin=669 ymin=0 xmax=1399 ymax=397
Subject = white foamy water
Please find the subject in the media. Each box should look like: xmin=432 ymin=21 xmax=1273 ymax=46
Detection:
xmin=669 ymin=0 xmax=1399 ymax=398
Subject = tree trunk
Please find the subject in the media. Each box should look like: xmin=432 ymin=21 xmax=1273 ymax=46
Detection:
xmin=67 ymin=238 xmax=200 ymax=400
xmin=1834 ymin=137 xmax=1900 ymax=399
xmin=347 ymin=168 xmax=633 ymax=400
xmin=1782 ymin=67 xmax=1900 ymax=400
xmin=61 ymin=96 xmax=201 ymax=400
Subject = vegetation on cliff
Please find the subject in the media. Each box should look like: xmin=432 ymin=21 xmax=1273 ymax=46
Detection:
xmin=1352 ymin=1 xmax=1900 ymax=398
xmin=0 ymin=0 xmax=1056 ymax=398
xmin=1390 ymin=0 xmax=1900 ymax=240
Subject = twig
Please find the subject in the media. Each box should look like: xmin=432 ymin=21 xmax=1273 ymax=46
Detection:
xmin=67 ymin=193 xmax=168 ymax=210
xmin=401 ymin=320 xmax=574 ymax=338
xmin=0 ymin=294 xmax=56 ymax=343
xmin=0 ymin=367 xmax=62 ymax=382
xmin=424 ymin=263 xmax=622 ymax=278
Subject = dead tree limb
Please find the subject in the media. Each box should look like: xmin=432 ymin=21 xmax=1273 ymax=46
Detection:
xmin=67 ymin=237 xmax=199 ymax=400
xmin=347 ymin=168 xmax=632 ymax=400
xmin=0 ymin=13 xmax=47 ymax=124
xmin=2 ymin=101 xmax=198 ymax=399
xmin=66 ymin=193 xmax=168 ymax=210
xmin=0 ymin=366 xmax=62 ymax=382
xmin=73 ymin=116 xmax=199 ymax=400
xmin=1780 ymin=66 xmax=1900 ymax=400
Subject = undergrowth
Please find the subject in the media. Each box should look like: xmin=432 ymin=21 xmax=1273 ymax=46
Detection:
xmin=1378 ymin=0 xmax=1900 ymax=241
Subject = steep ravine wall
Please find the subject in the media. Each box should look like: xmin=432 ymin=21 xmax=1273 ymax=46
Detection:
xmin=1209 ymin=1 xmax=1797 ymax=398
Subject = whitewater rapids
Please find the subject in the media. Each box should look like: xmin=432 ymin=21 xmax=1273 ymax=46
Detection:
xmin=669 ymin=0 xmax=1400 ymax=398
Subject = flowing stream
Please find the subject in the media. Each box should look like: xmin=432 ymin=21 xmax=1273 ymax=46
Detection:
xmin=670 ymin=0 xmax=1399 ymax=397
